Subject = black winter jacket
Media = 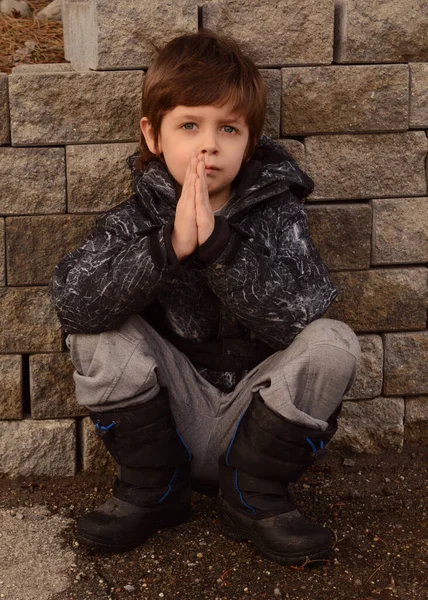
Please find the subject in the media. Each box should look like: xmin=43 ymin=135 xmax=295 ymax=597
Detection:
xmin=49 ymin=136 xmax=337 ymax=392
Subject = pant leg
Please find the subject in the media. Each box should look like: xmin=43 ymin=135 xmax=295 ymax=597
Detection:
xmin=67 ymin=315 xmax=220 ymax=411
xmin=67 ymin=315 xmax=226 ymax=480
xmin=202 ymin=319 xmax=360 ymax=480
xmin=253 ymin=318 xmax=361 ymax=426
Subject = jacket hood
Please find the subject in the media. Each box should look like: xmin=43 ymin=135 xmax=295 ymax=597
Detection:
xmin=127 ymin=136 xmax=314 ymax=221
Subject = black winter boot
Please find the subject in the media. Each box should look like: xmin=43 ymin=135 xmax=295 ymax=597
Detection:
xmin=76 ymin=388 xmax=192 ymax=552
xmin=218 ymin=393 xmax=339 ymax=565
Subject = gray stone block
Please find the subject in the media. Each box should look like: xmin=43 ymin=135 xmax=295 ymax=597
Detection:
xmin=202 ymin=0 xmax=334 ymax=66
xmin=66 ymin=143 xmax=136 ymax=213
xmin=62 ymin=0 xmax=198 ymax=70
xmin=331 ymin=397 xmax=404 ymax=454
xmin=81 ymin=417 xmax=115 ymax=472
xmin=0 ymin=147 xmax=66 ymax=215
xmin=372 ymin=198 xmax=428 ymax=265
xmin=0 ymin=73 xmax=10 ymax=144
xmin=327 ymin=268 xmax=428 ymax=333
xmin=282 ymin=65 xmax=408 ymax=135
xmin=306 ymin=132 xmax=427 ymax=200
xmin=405 ymin=397 xmax=428 ymax=444
xmin=0 ymin=218 xmax=4 ymax=285
xmin=410 ymin=63 xmax=428 ymax=128
xmin=0 ymin=355 xmax=22 ymax=420
xmin=306 ymin=204 xmax=371 ymax=271
xmin=335 ymin=0 xmax=428 ymax=63
xmin=6 ymin=215 xmax=95 ymax=285
xmin=0 ymin=288 xmax=62 ymax=353
xmin=260 ymin=69 xmax=281 ymax=139
xmin=384 ymin=332 xmax=428 ymax=396
xmin=345 ymin=335 xmax=383 ymax=400
xmin=11 ymin=63 xmax=74 ymax=74
xmin=0 ymin=418 xmax=76 ymax=477
xmin=9 ymin=68 xmax=143 ymax=145
xmin=30 ymin=353 xmax=87 ymax=419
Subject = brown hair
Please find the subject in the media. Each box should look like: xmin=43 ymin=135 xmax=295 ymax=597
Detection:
xmin=137 ymin=29 xmax=266 ymax=170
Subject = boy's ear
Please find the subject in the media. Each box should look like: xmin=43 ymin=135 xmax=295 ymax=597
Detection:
xmin=140 ymin=117 xmax=162 ymax=154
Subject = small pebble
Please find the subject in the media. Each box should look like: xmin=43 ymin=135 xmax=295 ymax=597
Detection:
xmin=196 ymin=552 xmax=203 ymax=558
xmin=274 ymin=588 xmax=282 ymax=597
xmin=343 ymin=458 xmax=356 ymax=467
xmin=124 ymin=585 xmax=135 ymax=592
xmin=347 ymin=489 xmax=361 ymax=499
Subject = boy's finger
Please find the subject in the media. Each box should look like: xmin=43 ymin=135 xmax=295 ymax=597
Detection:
xmin=196 ymin=160 xmax=210 ymax=205
xmin=195 ymin=177 xmax=204 ymax=210
xmin=190 ymin=153 xmax=198 ymax=174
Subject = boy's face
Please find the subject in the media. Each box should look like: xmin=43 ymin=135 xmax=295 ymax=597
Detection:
xmin=141 ymin=101 xmax=249 ymax=209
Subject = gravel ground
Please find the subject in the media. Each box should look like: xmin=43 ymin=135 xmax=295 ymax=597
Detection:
xmin=0 ymin=444 xmax=427 ymax=600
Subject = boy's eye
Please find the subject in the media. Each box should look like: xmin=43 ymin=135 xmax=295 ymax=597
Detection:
xmin=182 ymin=123 xmax=196 ymax=130
xmin=222 ymin=125 xmax=236 ymax=134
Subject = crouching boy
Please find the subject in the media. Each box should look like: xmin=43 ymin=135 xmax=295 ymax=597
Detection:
xmin=49 ymin=30 xmax=360 ymax=565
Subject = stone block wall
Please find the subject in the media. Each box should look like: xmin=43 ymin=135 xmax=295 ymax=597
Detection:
xmin=0 ymin=0 xmax=427 ymax=477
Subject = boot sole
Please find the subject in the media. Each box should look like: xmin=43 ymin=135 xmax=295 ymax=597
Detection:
xmin=219 ymin=502 xmax=332 ymax=566
xmin=76 ymin=506 xmax=191 ymax=553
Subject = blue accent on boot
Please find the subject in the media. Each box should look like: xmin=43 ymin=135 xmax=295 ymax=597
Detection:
xmin=95 ymin=420 xmax=116 ymax=432
xmin=176 ymin=429 xmax=192 ymax=462
xmin=157 ymin=467 xmax=178 ymax=504
xmin=225 ymin=411 xmax=248 ymax=467
xmin=305 ymin=437 xmax=326 ymax=455
xmin=235 ymin=469 xmax=256 ymax=515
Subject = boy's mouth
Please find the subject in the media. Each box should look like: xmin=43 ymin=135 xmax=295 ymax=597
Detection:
xmin=205 ymin=165 xmax=219 ymax=171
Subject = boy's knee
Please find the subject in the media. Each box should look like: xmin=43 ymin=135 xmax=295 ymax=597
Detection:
xmin=66 ymin=315 xmax=151 ymax=375
xmin=66 ymin=323 xmax=160 ymax=409
xmin=299 ymin=318 xmax=361 ymax=361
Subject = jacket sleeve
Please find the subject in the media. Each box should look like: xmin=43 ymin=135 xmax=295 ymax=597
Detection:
xmin=194 ymin=195 xmax=338 ymax=349
xmin=49 ymin=197 xmax=185 ymax=334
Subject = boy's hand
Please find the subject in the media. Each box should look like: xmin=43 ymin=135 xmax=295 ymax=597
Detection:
xmin=171 ymin=155 xmax=199 ymax=261
xmin=171 ymin=155 xmax=215 ymax=261
xmin=195 ymin=157 xmax=215 ymax=246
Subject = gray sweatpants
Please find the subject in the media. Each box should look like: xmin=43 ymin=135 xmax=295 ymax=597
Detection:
xmin=67 ymin=316 xmax=360 ymax=481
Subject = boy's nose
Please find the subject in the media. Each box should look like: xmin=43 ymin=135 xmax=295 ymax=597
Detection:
xmin=200 ymin=146 xmax=219 ymax=156
xmin=199 ymin=133 xmax=218 ymax=155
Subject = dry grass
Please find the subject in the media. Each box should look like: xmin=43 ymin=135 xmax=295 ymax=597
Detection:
xmin=0 ymin=0 xmax=65 ymax=74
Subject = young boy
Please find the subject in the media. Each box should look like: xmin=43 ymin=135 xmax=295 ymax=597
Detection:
xmin=49 ymin=30 xmax=360 ymax=565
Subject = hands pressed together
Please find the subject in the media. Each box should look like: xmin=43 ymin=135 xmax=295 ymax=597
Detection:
xmin=170 ymin=154 xmax=215 ymax=261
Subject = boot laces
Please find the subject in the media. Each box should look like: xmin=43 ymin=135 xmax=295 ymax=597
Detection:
xmin=94 ymin=420 xmax=117 ymax=436
xmin=305 ymin=437 xmax=328 ymax=458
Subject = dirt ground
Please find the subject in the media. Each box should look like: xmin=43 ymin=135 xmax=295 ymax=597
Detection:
xmin=0 ymin=444 xmax=427 ymax=600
